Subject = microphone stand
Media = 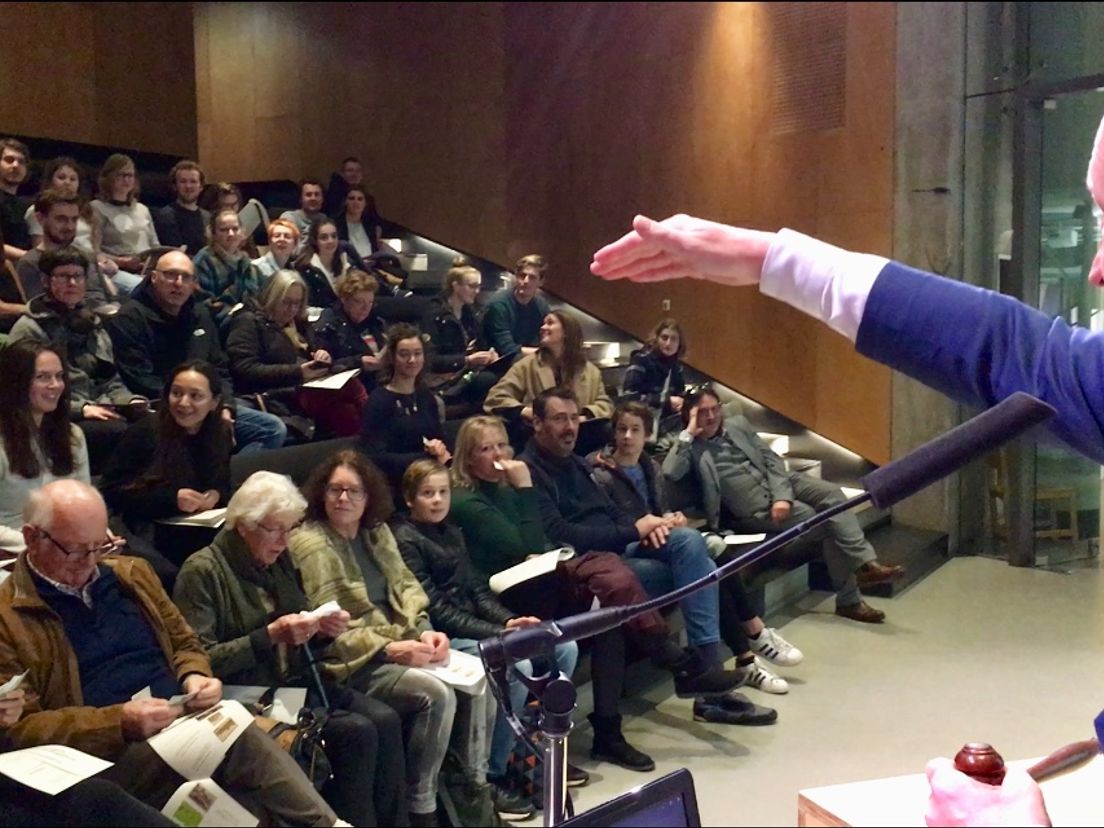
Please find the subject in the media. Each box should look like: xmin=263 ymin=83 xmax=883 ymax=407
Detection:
xmin=479 ymin=491 xmax=871 ymax=827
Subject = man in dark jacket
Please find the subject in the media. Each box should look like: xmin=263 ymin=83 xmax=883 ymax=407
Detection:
xmin=517 ymin=387 xmax=743 ymax=702
xmin=106 ymin=250 xmax=285 ymax=452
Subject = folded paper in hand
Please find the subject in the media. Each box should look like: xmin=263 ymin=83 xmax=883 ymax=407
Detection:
xmin=302 ymin=367 xmax=360 ymax=390
xmin=412 ymin=649 xmax=486 ymax=694
xmin=489 ymin=547 xmax=575 ymax=594
xmin=157 ymin=507 xmax=227 ymax=529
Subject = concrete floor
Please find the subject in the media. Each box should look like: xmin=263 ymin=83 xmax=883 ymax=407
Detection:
xmin=550 ymin=556 xmax=1104 ymax=826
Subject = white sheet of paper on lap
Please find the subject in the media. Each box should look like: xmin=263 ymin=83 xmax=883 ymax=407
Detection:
xmin=0 ymin=744 xmax=113 ymax=795
xmin=162 ymin=777 xmax=259 ymax=827
xmin=414 ymin=649 xmax=487 ymax=695
xmin=268 ymin=687 xmax=307 ymax=726
xmin=303 ymin=600 xmax=343 ymax=620
xmin=724 ymin=533 xmax=768 ymax=545
xmin=302 ymin=368 xmax=360 ymax=390
xmin=157 ymin=508 xmax=227 ymax=529
xmin=488 ymin=547 xmax=575 ymax=594
xmin=0 ymin=670 xmax=27 ymax=695
xmin=147 ymin=699 xmax=253 ymax=781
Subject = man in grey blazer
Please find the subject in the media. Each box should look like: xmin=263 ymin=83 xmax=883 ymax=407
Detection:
xmin=662 ymin=385 xmax=903 ymax=623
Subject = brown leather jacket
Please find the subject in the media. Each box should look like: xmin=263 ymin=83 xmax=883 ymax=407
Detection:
xmin=0 ymin=554 xmax=211 ymax=759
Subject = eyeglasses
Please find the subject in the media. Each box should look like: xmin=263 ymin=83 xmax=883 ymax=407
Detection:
xmin=38 ymin=528 xmax=119 ymax=559
xmin=49 ymin=271 xmax=87 ymax=283
xmin=325 ymin=485 xmax=367 ymax=502
xmin=255 ymin=521 xmax=302 ymax=539
xmin=154 ymin=269 xmax=197 ymax=284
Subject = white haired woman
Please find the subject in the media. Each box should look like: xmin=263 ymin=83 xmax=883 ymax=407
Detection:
xmin=173 ymin=471 xmax=408 ymax=827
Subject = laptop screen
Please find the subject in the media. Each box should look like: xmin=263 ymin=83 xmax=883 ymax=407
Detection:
xmin=561 ymin=768 xmax=701 ymax=828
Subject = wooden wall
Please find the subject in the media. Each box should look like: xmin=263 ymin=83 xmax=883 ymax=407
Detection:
xmin=502 ymin=2 xmax=895 ymax=463
xmin=0 ymin=2 xmax=196 ymax=157
xmin=194 ymin=1 xmax=508 ymax=260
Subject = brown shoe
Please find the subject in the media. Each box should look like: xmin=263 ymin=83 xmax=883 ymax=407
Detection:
xmin=835 ymin=601 xmax=886 ymax=624
xmin=855 ymin=561 xmax=905 ymax=588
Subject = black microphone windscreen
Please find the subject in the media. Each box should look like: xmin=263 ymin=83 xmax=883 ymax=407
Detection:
xmin=860 ymin=392 xmax=1055 ymax=509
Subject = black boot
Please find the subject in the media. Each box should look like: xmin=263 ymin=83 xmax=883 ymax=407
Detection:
xmin=652 ymin=644 xmax=746 ymax=699
xmin=587 ymin=713 xmax=655 ymax=772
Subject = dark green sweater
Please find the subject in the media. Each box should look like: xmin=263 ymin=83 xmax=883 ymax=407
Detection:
xmin=449 ymin=481 xmax=548 ymax=578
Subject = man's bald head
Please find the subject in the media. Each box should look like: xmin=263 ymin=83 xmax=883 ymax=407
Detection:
xmin=149 ymin=249 xmax=197 ymax=316
xmin=23 ymin=480 xmax=111 ymax=588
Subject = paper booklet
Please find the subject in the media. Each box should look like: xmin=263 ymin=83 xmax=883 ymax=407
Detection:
xmin=488 ymin=547 xmax=575 ymax=595
xmin=162 ymin=777 xmax=259 ymax=827
xmin=157 ymin=508 xmax=227 ymax=529
xmin=412 ymin=649 xmax=487 ymax=695
xmin=147 ymin=699 xmax=253 ymax=781
xmin=0 ymin=744 xmax=113 ymax=795
xmin=302 ymin=367 xmax=361 ymax=390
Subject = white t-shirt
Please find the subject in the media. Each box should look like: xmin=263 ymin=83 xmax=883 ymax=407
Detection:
xmin=346 ymin=221 xmax=372 ymax=257
xmin=91 ymin=199 xmax=160 ymax=256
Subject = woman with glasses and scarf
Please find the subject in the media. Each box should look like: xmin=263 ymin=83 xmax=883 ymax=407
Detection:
xmin=174 ymin=470 xmax=408 ymax=828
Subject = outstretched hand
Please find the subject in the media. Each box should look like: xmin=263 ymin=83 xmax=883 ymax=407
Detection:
xmin=590 ymin=214 xmax=775 ymax=286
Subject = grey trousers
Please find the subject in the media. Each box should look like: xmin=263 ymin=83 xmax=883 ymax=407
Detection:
xmin=350 ymin=661 xmax=460 ymax=815
xmin=738 ymin=473 xmax=876 ymax=607
xmin=102 ymin=724 xmax=337 ymax=827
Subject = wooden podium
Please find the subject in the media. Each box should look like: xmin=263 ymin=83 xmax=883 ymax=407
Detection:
xmin=797 ymin=754 xmax=1104 ymax=827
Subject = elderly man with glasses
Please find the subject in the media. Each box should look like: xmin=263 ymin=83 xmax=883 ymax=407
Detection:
xmin=107 ymin=250 xmax=287 ymax=453
xmin=0 ymin=478 xmax=345 ymax=826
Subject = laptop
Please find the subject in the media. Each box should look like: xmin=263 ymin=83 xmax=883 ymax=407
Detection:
xmin=561 ymin=768 xmax=701 ymax=827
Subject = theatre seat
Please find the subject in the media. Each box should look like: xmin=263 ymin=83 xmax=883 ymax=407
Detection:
xmin=230 ymin=437 xmax=358 ymax=489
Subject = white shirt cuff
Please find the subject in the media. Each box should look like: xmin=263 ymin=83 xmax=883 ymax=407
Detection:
xmin=758 ymin=228 xmax=888 ymax=342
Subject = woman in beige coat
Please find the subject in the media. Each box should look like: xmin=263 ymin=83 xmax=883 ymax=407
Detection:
xmin=483 ymin=308 xmax=613 ymax=423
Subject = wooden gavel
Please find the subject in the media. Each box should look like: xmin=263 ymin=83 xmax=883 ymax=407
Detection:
xmin=954 ymin=740 xmax=1100 ymax=785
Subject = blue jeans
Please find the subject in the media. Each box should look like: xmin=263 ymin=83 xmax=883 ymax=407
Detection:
xmin=234 ymin=406 xmax=287 ymax=453
xmin=453 ymin=637 xmax=579 ymax=779
xmin=111 ymin=270 xmax=144 ymax=295
xmin=624 ymin=526 xmax=720 ymax=648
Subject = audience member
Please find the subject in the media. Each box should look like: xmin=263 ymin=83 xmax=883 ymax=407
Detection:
xmin=360 ymin=323 xmax=450 ymax=492
xmin=25 ymin=156 xmax=115 ymax=275
xmin=174 ymin=471 xmax=409 ymax=827
xmin=9 ymin=247 xmax=145 ymax=472
xmin=194 ymin=207 xmax=264 ymax=323
xmin=591 ymin=401 xmax=800 ymax=718
xmin=254 ymin=218 xmax=300 ymax=279
xmin=336 ymin=183 xmax=382 ymax=258
xmin=484 ymin=309 xmax=612 ymax=453
xmin=225 ymin=269 xmax=367 ymax=438
xmin=0 ymin=478 xmax=342 ymax=826
xmin=99 ymin=361 xmax=231 ymax=573
xmin=619 ymin=317 xmax=688 ymax=443
xmin=324 ymin=156 xmax=375 ymax=219
xmin=421 ymin=259 xmax=499 ymax=417
xmin=0 ymin=137 xmax=31 ymax=259
xmin=107 ymin=249 xmax=287 ymax=452
xmin=313 ymin=269 xmax=388 ymax=395
xmin=518 ymin=388 xmax=743 ymax=709
xmin=481 ymin=254 xmax=551 ymax=363
xmin=288 ymin=450 xmax=495 ymax=828
xmin=152 ymin=159 xmax=210 ymax=257
xmin=663 ymin=385 xmax=903 ymax=624
xmin=295 ymin=215 xmax=367 ymax=313
xmin=0 ymin=225 xmax=27 ymax=331
xmin=89 ymin=153 xmax=157 ymax=291
xmin=281 ymin=178 xmax=326 ymax=254
xmin=449 ymin=414 xmax=726 ymax=771
xmin=17 ymin=190 xmax=115 ymax=311
xmin=0 ymin=340 xmax=88 ymax=555
xmin=394 ymin=459 xmax=582 ymax=820
xmin=202 ymin=182 xmax=260 ymax=258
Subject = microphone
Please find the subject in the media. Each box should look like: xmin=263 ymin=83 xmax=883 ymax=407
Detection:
xmin=861 ymin=391 xmax=1054 ymax=509
xmin=479 ymin=392 xmax=1055 ymax=666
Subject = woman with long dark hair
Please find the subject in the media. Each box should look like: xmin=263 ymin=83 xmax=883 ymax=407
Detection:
xmin=295 ymin=215 xmax=366 ymax=312
xmin=619 ymin=317 xmax=688 ymax=442
xmin=100 ymin=360 xmax=232 ymax=568
xmin=335 ymin=184 xmax=382 ymax=257
xmin=0 ymin=340 xmax=88 ymax=554
xmin=360 ymin=322 xmax=450 ymax=491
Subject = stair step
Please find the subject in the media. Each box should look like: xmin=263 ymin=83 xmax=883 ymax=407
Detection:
xmin=808 ymin=522 xmax=950 ymax=598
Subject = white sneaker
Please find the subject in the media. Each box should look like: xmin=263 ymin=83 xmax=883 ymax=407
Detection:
xmin=750 ymin=626 xmax=803 ymax=666
xmin=743 ymin=658 xmax=789 ymax=695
